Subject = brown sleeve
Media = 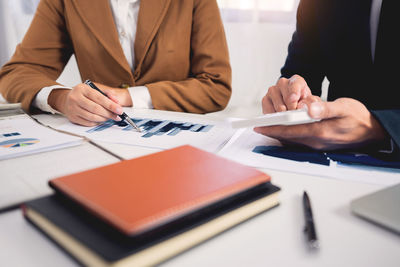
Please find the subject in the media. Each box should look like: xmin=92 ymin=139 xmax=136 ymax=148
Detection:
xmin=0 ymin=0 xmax=72 ymax=112
xmin=146 ymin=0 xmax=232 ymax=114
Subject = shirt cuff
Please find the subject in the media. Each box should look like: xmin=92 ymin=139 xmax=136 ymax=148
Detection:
xmin=127 ymin=86 xmax=153 ymax=109
xmin=379 ymin=138 xmax=395 ymax=154
xmin=32 ymin=85 xmax=72 ymax=114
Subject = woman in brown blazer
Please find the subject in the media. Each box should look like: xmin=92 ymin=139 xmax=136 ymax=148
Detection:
xmin=0 ymin=0 xmax=231 ymax=126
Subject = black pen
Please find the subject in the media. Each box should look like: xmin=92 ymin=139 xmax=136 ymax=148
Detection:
xmin=84 ymin=79 xmax=141 ymax=132
xmin=303 ymin=191 xmax=319 ymax=249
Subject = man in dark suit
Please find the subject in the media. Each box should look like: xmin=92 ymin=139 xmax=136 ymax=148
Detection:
xmin=256 ymin=0 xmax=400 ymax=157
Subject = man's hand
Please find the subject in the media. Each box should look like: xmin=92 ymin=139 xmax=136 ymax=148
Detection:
xmin=48 ymin=83 xmax=124 ymax=126
xmin=262 ymin=74 xmax=312 ymax=113
xmin=255 ymin=97 xmax=387 ymax=150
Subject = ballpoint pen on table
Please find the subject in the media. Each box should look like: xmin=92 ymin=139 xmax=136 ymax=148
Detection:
xmin=84 ymin=79 xmax=141 ymax=132
xmin=303 ymin=191 xmax=319 ymax=249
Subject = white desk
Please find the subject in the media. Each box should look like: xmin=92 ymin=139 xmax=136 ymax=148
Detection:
xmin=1 ymin=111 xmax=399 ymax=267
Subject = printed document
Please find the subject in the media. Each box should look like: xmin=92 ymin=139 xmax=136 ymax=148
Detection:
xmin=56 ymin=109 xmax=236 ymax=153
xmin=0 ymin=113 xmax=83 ymax=160
xmin=218 ymin=128 xmax=400 ymax=186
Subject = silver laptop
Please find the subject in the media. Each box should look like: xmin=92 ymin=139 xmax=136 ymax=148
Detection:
xmin=350 ymin=183 xmax=400 ymax=234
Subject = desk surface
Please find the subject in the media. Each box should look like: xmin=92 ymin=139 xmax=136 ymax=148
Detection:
xmin=1 ymin=111 xmax=399 ymax=266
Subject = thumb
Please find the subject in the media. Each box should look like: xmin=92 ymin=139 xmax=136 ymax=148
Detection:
xmin=308 ymin=100 xmax=345 ymax=119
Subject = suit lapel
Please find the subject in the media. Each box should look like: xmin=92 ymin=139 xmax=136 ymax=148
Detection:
xmin=134 ymin=0 xmax=171 ymax=75
xmin=71 ymin=0 xmax=132 ymax=77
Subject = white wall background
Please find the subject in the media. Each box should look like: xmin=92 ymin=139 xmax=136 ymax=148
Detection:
xmin=0 ymin=0 xmax=40 ymax=65
xmin=223 ymin=22 xmax=295 ymax=116
xmin=0 ymin=0 xmax=311 ymax=117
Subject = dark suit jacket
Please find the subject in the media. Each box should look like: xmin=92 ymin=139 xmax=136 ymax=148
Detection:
xmin=0 ymin=0 xmax=231 ymax=114
xmin=281 ymin=0 xmax=400 ymax=154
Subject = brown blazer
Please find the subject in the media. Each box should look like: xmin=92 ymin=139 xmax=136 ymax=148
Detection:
xmin=0 ymin=0 xmax=231 ymax=113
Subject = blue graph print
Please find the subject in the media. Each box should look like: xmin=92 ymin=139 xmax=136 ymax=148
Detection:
xmin=252 ymin=145 xmax=400 ymax=169
xmin=86 ymin=118 xmax=214 ymax=138
xmin=0 ymin=132 xmax=21 ymax=138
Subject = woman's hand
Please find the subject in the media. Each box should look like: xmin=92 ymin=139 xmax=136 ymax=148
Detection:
xmin=93 ymin=83 xmax=133 ymax=107
xmin=48 ymin=83 xmax=124 ymax=126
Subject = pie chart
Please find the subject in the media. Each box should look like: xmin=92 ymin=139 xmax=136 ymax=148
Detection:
xmin=0 ymin=138 xmax=40 ymax=148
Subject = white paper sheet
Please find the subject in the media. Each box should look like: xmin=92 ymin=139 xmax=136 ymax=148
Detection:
xmin=218 ymin=128 xmax=400 ymax=186
xmin=0 ymin=114 xmax=83 ymax=160
xmin=56 ymin=109 xmax=236 ymax=153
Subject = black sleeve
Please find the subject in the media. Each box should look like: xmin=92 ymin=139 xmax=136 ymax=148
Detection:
xmin=371 ymin=110 xmax=400 ymax=160
xmin=280 ymin=0 xmax=325 ymax=96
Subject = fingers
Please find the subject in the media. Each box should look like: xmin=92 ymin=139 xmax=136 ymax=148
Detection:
xmin=82 ymin=87 xmax=123 ymax=115
xmin=262 ymin=75 xmax=312 ymax=114
xmin=104 ymin=90 xmax=120 ymax=104
xmin=283 ymin=75 xmax=310 ymax=109
xmin=77 ymin=100 xmax=119 ymax=122
xmin=103 ymin=87 xmax=133 ymax=107
xmin=255 ymin=98 xmax=376 ymax=151
xmin=262 ymin=80 xmax=289 ymax=114
xmin=63 ymin=83 xmax=124 ymax=126
xmin=262 ymin=95 xmax=275 ymax=114
xmin=80 ymin=92 xmax=121 ymax=120
xmin=93 ymin=83 xmax=120 ymax=104
xmin=267 ymin=84 xmax=288 ymax=112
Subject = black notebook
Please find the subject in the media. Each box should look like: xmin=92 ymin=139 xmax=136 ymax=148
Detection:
xmin=23 ymin=182 xmax=280 ymax=267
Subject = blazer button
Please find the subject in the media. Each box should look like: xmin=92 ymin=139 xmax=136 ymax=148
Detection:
xmin=120 ymin=83 xmax=130 ymax=89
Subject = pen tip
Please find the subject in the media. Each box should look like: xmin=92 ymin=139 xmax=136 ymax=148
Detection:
xmin=309 ymin=240 xmax=320 ymax=249
xmin=125 ymin=117 xmax=141 ymax=132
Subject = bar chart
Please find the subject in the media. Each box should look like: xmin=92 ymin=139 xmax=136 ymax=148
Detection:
xmin=57 ymin=110 xmax=234 ymax=152
xmin=1 ymin=132 xmax=21 ymax=138
xmin=86 ymin=118 xmax=214 ymax=138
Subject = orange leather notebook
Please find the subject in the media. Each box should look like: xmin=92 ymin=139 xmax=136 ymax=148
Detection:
xmin=49 ymin=145 xmax=271 ymax=235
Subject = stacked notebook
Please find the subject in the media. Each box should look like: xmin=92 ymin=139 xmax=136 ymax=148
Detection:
xmin=22 ymin=145 xmax=280 ymax=267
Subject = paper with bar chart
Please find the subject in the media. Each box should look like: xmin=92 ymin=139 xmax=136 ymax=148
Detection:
xmin=218 ymin=128 xmax=400 ymax=186
xmin=56 ymin=109 xmax=236 ymax=152
xmin=0 ymin=114 xmax=83 ymax=160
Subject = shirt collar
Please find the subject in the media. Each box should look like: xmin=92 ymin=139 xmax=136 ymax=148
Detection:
xmin=111 ymin=0 xmax=139 ymax=4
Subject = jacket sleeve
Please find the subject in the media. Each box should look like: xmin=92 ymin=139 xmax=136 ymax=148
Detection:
xmin=0 ymin=0 xmax=72 ymax=112
xmin=280 ymin=0 xmax=325 ymax=96
xmin=371 ymin=110 xmax=400 ymax=160
xmin=146 ymin=0 xmax=232 ymax=114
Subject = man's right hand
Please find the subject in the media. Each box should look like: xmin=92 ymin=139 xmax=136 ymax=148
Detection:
xmin=48 ymin=83 xmax=123 ymax=126
xmin=262 ymin=74 xmax=312 ymax=114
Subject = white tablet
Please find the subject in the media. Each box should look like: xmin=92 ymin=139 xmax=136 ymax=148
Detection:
xmin=231 ymin=109 xmax=320 ymax=129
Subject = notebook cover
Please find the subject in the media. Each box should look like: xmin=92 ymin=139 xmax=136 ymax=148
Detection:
xmin=23 ymin=182 xmax=280 ymax=264
xmin=49 ymin=145 xmax=271 ymax=235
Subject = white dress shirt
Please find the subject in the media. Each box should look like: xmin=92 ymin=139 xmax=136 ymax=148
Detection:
xmin=370 ymin=0 xmax=383 ymax=61
xmin=33 ymin=0 xmax=153 ymax=114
